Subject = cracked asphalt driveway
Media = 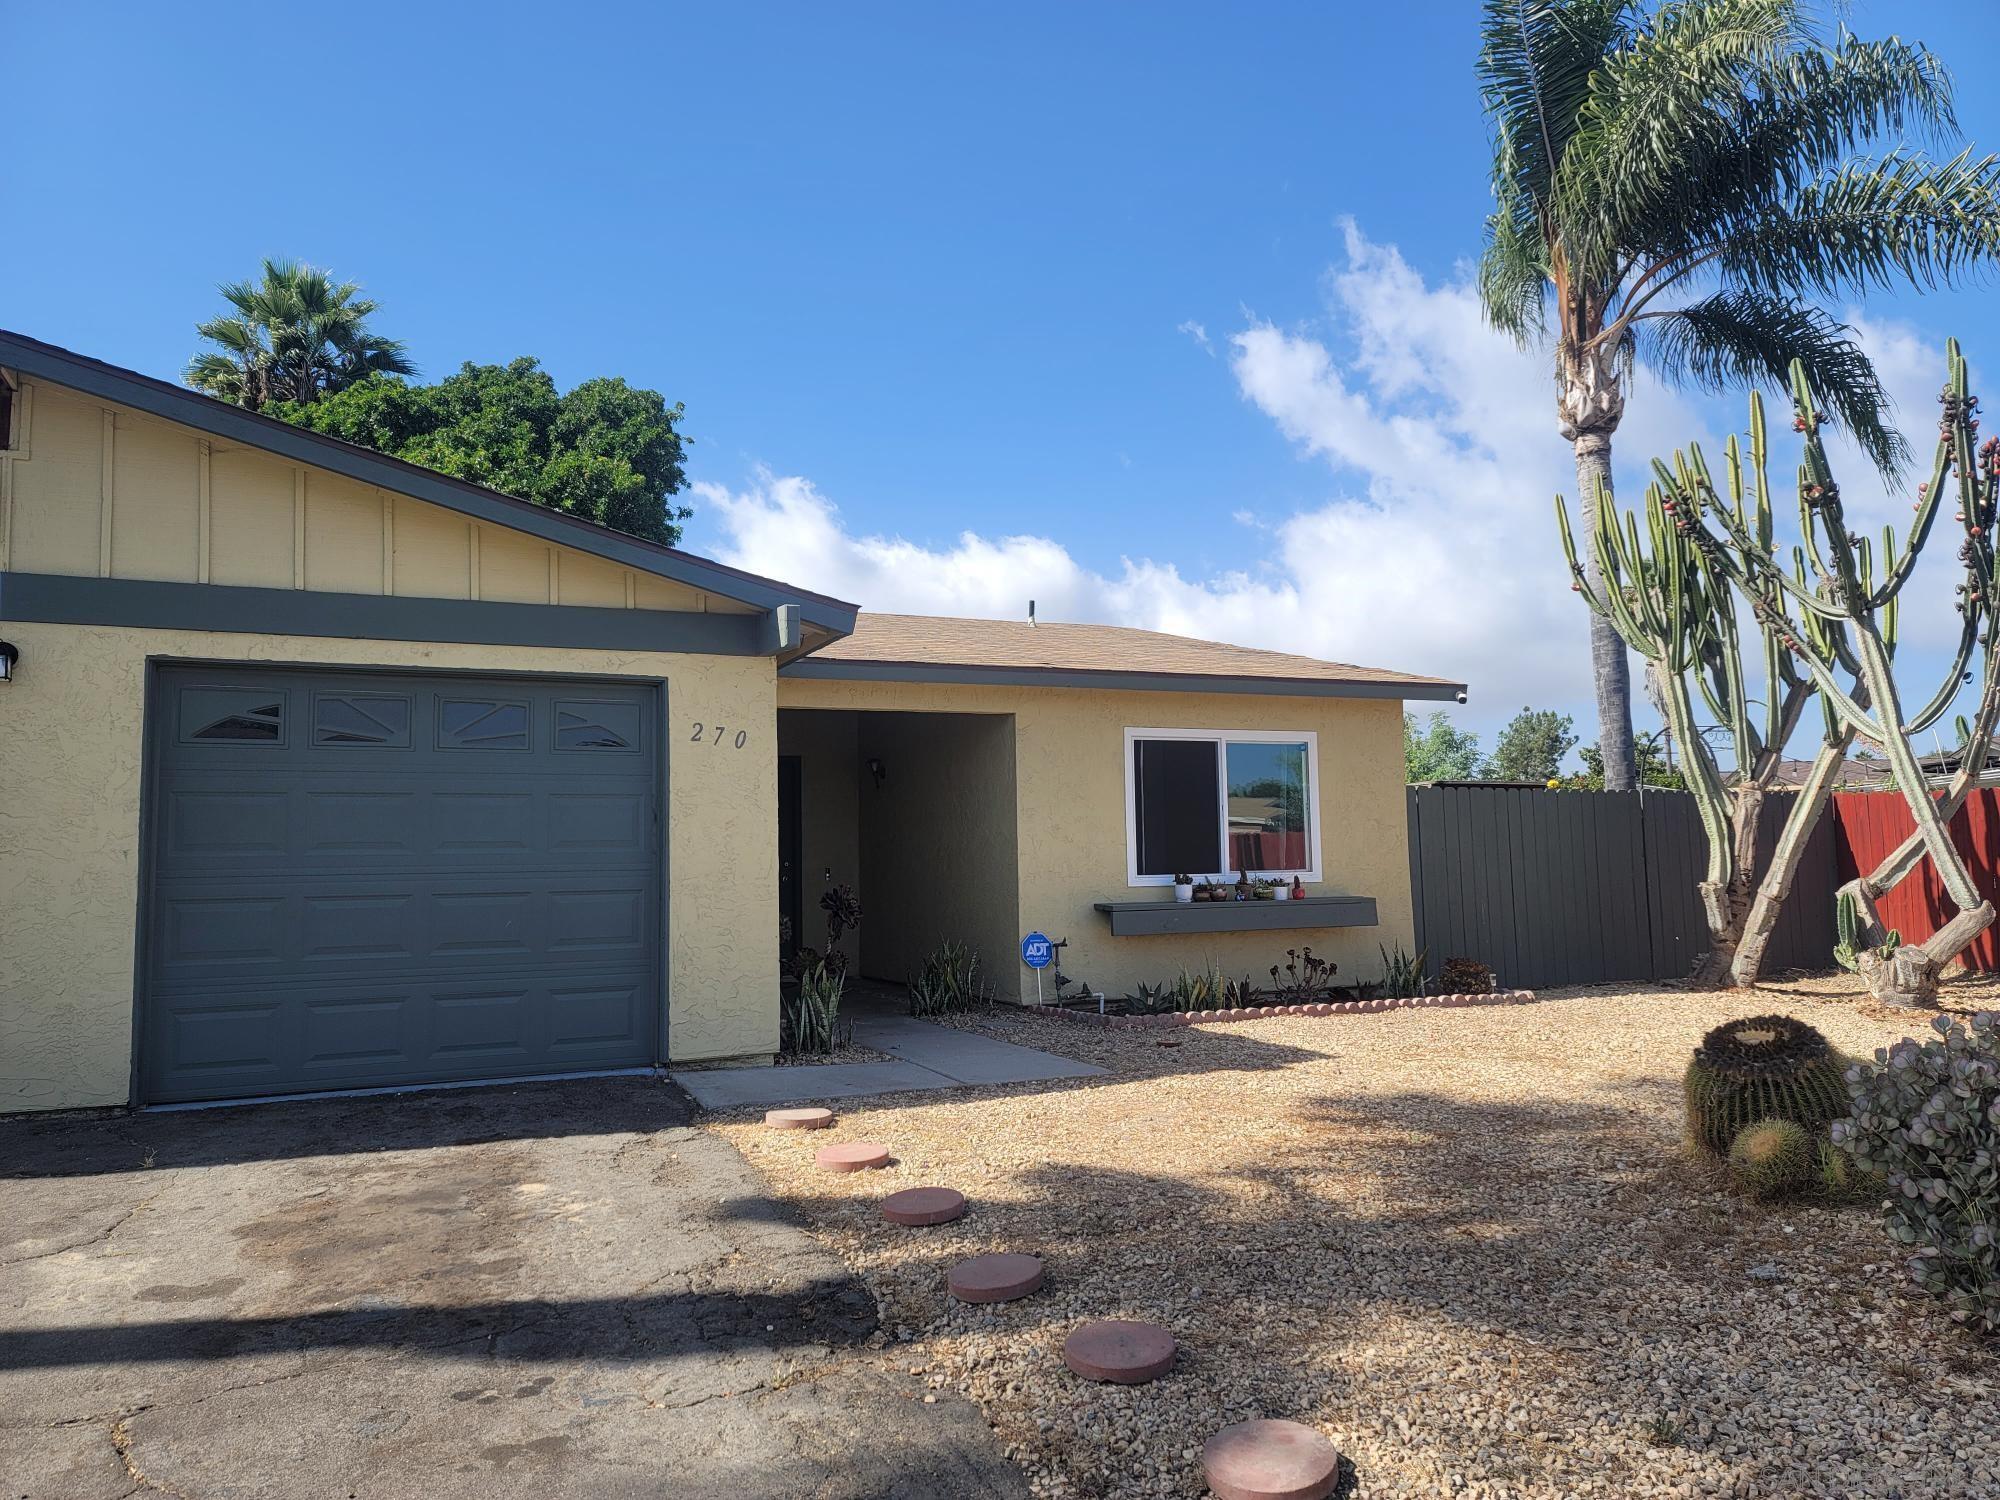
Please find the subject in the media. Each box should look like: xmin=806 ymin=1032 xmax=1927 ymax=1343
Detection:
xmin=0 ymin=1078 xmax=1027 ymax=1499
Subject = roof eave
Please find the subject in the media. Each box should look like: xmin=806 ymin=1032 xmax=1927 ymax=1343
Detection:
xmin=0 ymin=330 xmax=857 ymax=639
xmin=779 ymin=657 xmax=1467 ymax=701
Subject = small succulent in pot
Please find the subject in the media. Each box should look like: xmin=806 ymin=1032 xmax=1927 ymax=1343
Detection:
xmin=1173 ymin=872 xmax=1194 ymax=903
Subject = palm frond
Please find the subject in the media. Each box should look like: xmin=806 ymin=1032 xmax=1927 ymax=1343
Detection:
xmin=1709 ymin=148 xmax=2000 ymax=298
xmin=1611 ymin=33 xmax=1957 ymax=279
xmin=1478 ymin=0 xmax=1634 ymax=217
xmin=1642 ymin=289 xmax=1906 ymax=473
xmin=1480 ymin=199 xmax=1552 ymax=341
xmin=1557 ymin=0 xmax=1805 ymax=277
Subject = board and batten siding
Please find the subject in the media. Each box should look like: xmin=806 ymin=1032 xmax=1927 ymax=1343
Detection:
xmin=0 ymin=379 xmax=754 ymax=615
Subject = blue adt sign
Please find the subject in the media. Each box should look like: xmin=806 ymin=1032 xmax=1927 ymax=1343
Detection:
xmin=1021 ymin=931 xmax=1054 ymax=969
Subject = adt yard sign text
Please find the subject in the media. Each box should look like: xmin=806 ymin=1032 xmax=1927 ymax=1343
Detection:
xmin=1021 ymin=932 xmax=1053 ymax=969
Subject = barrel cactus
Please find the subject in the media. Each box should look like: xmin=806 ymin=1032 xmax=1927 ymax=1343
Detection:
xmin=1683 ymin=1014 xmax=1849 ymax=1157
xmin=1727 ymin=1119 xmax=1816 ymax=1200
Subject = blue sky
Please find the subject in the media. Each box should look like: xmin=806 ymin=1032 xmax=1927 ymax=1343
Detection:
xmin=8 ymin=1 xmax=2000 ymax=754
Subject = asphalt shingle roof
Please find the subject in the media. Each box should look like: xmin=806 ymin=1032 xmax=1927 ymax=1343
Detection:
xmin=803 ymin=613 xmax=1462 ymax=694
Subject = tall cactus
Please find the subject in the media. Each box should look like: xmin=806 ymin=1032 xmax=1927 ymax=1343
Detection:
xmin=1558 ymin=342 xmax=2000 ymax=998
xmin=1558 ymin=388 xmax=1849 ymax=987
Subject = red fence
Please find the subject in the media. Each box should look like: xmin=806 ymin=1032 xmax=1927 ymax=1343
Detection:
xmin=1830 ymin=789 xmax=2000 ymax=972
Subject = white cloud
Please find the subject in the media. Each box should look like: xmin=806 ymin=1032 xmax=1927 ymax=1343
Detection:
xmin=698 ymin=222 xmax=1965 ymax=744
xmin=1176 ymin=319 xmax=1212 ymax=354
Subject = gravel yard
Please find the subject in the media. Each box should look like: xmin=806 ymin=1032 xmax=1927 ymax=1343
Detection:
xmin=711 ymin=974 xmax=2000 ymax=1499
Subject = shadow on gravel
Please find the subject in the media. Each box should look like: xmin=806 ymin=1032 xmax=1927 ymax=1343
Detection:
xmin=0 ymin=1074 xmax=694 ymax=1179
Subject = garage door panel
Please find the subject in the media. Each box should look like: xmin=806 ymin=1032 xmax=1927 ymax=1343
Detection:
xmin=152 ymin=879 xmax=651 ymax=981
xmin=301 ymin=789 xmax=424 ymax=853
xmin=301 ymin=993 xmax=417 ymax=1066
xmin=159 ymin=893 xmax=291 ymax=968
xmin=153 ymin=996 xmax=285 ymax=1085
xmin=143 ymin=665 xmax=662 ymax=1102
xmin=548 ymin=791 xmax=651 ymax=852
xmin=301 ymin=893 xmax=420 ymax=961
xmin=162 ymin=788 xmax=290 ymax=858
xmin=429 ymin=889 xmax=537 ymax=957
xmin=549 ymin=982 xmax=649 ymax=1052
xmin=548 ymin=888 xmax=650 ymax=956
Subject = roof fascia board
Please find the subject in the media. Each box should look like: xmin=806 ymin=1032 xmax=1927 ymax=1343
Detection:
xmin=0 ymin=332 xmax=856 ymax=635
xmin=0 ymin=571 xmax=774 ymax=655
xmin=779 ymin=657 xmax=1466 ymax=701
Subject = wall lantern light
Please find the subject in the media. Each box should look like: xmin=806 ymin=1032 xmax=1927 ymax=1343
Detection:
xmin=0 ymin=640 xmax=16 ymax=683
xmin=866 ymin=757 xmax=886 ymax=790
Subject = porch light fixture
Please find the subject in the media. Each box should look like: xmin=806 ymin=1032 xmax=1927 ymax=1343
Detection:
xmin=0 ymin=640 xmax=16 ymax=683
xmin=866 ymin=756 xmax=886 ymax=789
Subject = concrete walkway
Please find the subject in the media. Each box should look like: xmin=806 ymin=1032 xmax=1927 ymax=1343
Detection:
xmin=671 ymin=1013 xmax=1103 ymax=1111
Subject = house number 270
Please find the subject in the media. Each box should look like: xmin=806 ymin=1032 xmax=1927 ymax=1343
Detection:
xmin=690 ymin=723 xmax=749 ymax=749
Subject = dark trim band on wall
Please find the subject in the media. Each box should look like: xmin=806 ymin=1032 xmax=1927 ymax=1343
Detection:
xmin=0 ymin=329 xmax=858 ymax=636
xmin=780 ymin=657 xmax=1467 ymax=702
xmin=0 ymin=572 xmax=773 ymax=655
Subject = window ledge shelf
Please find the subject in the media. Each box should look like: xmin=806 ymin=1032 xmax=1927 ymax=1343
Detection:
xmin=1091 ymin=895 xmax=1378 ymax=937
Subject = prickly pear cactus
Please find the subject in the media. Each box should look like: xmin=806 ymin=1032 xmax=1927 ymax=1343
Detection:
xmin=1684 ymin=1014 xmax=1850 ymax=1157
xmin=1728 ymin=1119 xmax=1816 ymax=1200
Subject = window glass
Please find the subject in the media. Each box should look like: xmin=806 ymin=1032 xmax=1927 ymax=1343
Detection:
xmin=1132 ymin=738 xmax=1221 ymax=876
xmin=1226 ymin=740 xmax=1311 ymax=873
xmin=556 ymin=701 xmax=641 ymax=751
xmin=314 ymin=694 xmax=412 ymax=747
xmin=183 ymin=688 xmax=284 ymax=743
xmin=439 ymin=699 xmax=529 ymax=750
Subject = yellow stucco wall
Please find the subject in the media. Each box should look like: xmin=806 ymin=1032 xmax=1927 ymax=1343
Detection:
xmin=774 ymin=678 xmax=1414 ymax=1003
xmin=0 ymin=621 xmax=779 ymax=1111
xmin=0 ymin=379 xmax=754 ymax=614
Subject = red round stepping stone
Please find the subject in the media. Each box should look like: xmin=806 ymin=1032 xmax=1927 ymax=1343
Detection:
xmin=947 ymin=1252 xmax=1044 ymax=1303
xmin=1062 ymin=1319 xmax=1177 ymax=1384
xmin=765 ymin=1106 xmax=834 ymax=1130
xmin=1204 ymin=1419 xmax=1342 ymax=1500
xmin=815 ymin=1141 xmax=891 ymax=1172
xmin=882 ymin=1186 xmax=967 ymax=1226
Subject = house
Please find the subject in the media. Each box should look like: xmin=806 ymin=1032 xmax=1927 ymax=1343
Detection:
xmin=0 ymin=330 xmax=1464 ymax=1112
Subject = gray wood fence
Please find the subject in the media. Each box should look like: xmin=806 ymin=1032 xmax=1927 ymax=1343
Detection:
xmin=1405 ymin=785 xmax=1837 ymax=989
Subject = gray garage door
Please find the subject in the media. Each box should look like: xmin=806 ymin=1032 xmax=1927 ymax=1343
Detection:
xmin=141 ymin=665 xmax=662 ymax=1103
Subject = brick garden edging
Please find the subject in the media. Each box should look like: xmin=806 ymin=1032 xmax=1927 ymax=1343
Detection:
xmin=1036 ymin=989 xmax=1540 ymax=1030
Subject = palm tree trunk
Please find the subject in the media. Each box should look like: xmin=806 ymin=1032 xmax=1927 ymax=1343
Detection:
xmin=1572 ymin=433 xmax=1639 ymax=790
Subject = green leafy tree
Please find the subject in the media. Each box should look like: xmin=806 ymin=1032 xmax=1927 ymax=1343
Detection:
xmin=186 ymin=259 xmax=413 ymax=410
xmin=1406 ymin=711 xmax=1485 ymax=782
xmin=1568 ymin=735 xmax=1685 ymax=790
xmin=1485 ymin=707 xmax=1578 ymax=782
xmin=1477 ymin=0 xmax=2000 ymax=790
xmin=269 ymin=359 xmax=693 ymax=545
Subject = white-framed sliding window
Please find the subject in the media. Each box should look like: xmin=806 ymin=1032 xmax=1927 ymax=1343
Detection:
xmin=1123 ymin=727 xmax=1322 ymax=887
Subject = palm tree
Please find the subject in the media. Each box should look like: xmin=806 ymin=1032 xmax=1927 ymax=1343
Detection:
xmin=1478 ymin=0 xmax=2000 ymax=788
xmin=186 ymin=259 xmax=414 ymax=409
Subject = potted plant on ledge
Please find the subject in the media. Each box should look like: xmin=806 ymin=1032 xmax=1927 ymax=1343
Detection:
xmin=1173 ymin=872 xmax=1194 ymax=904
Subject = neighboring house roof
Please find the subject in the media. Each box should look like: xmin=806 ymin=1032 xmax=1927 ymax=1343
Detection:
xmin=782 ymin=612 xmax=1466 ymax=701
xmin=1761 ymin=757 xmax=1894 ymax=791
xmin=0 ymin=328 xmax=858 ymax=636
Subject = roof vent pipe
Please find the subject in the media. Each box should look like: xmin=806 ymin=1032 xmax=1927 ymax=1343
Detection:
xmin=1029 ymin=599 xmax=1037 ymax=626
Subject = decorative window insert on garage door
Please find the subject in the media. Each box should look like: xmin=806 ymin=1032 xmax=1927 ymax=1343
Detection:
xmin=139 ymin=663 xmax=664 ymax=1104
